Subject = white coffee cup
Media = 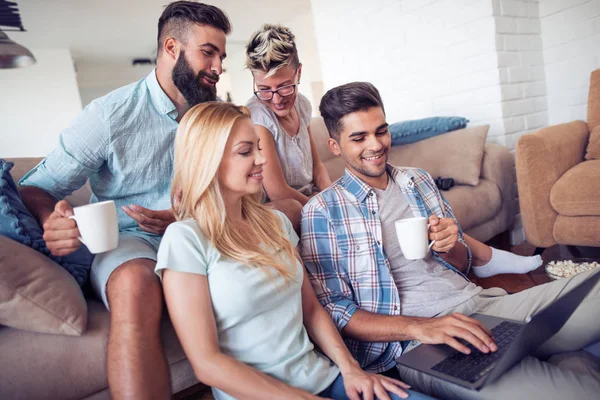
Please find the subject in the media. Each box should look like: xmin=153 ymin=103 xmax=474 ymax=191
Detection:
xmin=69 ymin=200 xmax=119 ymax=254
xmin=394 ymin=217 xmax=435 ymax=260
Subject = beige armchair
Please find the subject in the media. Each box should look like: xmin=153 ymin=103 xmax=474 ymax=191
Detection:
xmin=516 ymin=69 xmax=600 ymax=252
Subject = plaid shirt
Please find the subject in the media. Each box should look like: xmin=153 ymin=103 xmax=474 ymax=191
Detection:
xmin=300 ymin=165 xmax=472 ymax=373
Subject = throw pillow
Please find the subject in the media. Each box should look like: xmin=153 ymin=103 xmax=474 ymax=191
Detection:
xmin=389 ymin=117 xmax=469 ymax=146
xmin=387 ymin=125 xmax=489 ymax=186
xmin=0 ymin=159 xmax=92 ymax=285
xmin=0 ymin=235 xmax=87 ymax=335
xmin=585 ymin=125 xmax=600 ymax=160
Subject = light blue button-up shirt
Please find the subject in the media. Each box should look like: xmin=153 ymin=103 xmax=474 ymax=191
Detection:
xmin=20 ymin=69 xmax=178 ymax=233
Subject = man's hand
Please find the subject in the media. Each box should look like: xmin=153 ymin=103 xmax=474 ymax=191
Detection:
xmin=428 ymin=215 xmax=459 ymax=253
xmin=122 ymin=204 xmax=175 ymax=235
xmin=42 ymin=200 xmax=81 ymax=256
xmin=409 ymin=313 xmax=497 ymax=355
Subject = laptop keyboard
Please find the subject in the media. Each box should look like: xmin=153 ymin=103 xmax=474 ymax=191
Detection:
xmin=431 ymin=321 xmax=521 ymax=383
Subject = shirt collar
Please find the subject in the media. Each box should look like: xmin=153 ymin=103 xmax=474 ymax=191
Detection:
xmin=145 ymin=68 xmax=178 ymax=120
xmin=340 ymin=165 xmax=414 ymax=203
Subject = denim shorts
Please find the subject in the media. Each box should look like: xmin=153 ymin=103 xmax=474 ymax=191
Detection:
xmin=89 ymin=231 xmax=162 ymax=308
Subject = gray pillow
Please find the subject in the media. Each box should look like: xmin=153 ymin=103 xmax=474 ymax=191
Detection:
xmin=387 ymin=125 xmax=489 ymax=186
xmin=0 ymin=235 xmax=87 ymax=335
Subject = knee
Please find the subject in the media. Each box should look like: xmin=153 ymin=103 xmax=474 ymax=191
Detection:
xmin=106 ymin=259 xmax=163 ymax=317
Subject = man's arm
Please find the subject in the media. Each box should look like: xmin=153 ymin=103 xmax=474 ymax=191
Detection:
xmin=20 ymin=186 xmax=58 ymax=226
xmin=343 ymin=309 xmax=496 ymax=355
xmin=19 ymin=100 xmax=108 ymax=256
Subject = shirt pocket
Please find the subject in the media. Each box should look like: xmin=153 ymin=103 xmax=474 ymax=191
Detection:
xmin=338 ymin=235 xmax=378 ymax=279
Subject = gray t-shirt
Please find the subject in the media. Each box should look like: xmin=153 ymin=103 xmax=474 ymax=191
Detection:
xmin=373 ymin=178 xmax=481 ymax=318
xmin=246 ymin=93 xmax=315 ymax=195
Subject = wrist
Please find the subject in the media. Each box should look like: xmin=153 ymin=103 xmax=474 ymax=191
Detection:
xmin=337 ymin=357 xmax=360 ymax=375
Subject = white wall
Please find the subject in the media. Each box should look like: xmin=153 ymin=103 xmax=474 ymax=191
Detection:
xmin=540 ymin=0 xmax=600 ymax=125
xmin=0 ymin=48 xmax=82 ymax=158
xmin=76 ymin=63 xmax=154 ymax=107
xmin=310 ymin=0 xmax=508 ymax=140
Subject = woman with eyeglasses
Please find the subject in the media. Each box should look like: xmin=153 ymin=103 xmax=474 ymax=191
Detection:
xmin=245 ymin=24 xmax=331 ymax=206
xmin=243 ymin=24 xmax=543 ymax=281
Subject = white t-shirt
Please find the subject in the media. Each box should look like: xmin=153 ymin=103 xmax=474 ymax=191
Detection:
xmin=155 ymin=210 xmax=339 ymax=400
xmin=246 ymin=93 xmax=315 ymax=196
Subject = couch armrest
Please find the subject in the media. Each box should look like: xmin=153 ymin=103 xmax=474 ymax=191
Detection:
xmin=479 ymin=143 xmax=518 ymax=234
xmin=515 ymin=121 xmax=590 ymax=247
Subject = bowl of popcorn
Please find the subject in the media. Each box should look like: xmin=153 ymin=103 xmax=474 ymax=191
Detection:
xmin=545 ymin=258 xmax=600 ymax=280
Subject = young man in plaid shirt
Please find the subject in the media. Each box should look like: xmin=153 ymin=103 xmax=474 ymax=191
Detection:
xmin=300 ymin=81 xmax=600 ymax=399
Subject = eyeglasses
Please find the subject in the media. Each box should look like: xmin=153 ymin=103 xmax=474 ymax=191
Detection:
xmin=253 ymin=71 xmax=300 ymax=101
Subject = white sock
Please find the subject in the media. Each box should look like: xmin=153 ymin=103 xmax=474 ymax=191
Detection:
xmin=472 ymin=247 xmax=543 ymax=278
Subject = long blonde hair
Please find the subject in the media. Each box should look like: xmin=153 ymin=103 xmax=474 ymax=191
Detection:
xmin=172 ymin=102 xmax=297 ymax=280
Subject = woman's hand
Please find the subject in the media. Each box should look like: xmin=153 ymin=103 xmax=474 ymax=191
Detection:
xmin=341 ymin=366 xmax=410 ymax=400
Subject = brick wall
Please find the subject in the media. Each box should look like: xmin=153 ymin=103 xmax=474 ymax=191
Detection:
xmin=540 ymin=0 xmax=600 ymax=124
xmin=494 ymin=0 xmax=549 ymax=149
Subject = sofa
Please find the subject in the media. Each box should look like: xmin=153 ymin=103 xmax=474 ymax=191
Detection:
xmin=310 ymin=118 xmax=518 ymax=243
xmin=0 ymin=158 xmax=204 ymax=400
xmin=0 ymin=119 xmax=517 ymax=400
xmin=516 ymin=68 xmax=600 ymax=249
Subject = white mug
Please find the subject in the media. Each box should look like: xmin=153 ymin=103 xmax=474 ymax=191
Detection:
xmin=394 ymin=217 xmax=435 ymax=260
xmin=69 ymin=200 xmax=119 ymax=254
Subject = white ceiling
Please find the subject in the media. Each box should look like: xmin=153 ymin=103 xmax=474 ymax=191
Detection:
xmin=11 ymin=0 xmax=312 ymax=66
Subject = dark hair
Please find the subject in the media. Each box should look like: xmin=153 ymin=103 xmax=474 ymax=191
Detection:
xmin=157 ymin=1 xmax=231 ymax=54
xmin=319 ymin=82 xmax=385 ymax=139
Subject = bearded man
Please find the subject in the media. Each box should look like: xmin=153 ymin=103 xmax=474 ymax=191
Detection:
xmin=19 ymin=2 xmax=230 ymax=398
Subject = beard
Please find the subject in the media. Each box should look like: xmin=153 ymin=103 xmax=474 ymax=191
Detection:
xmin=172 ymin=50 xmax=219 ymax=107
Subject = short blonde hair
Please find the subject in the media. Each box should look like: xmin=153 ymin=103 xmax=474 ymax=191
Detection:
xmin=172 ymin=102 xmax=297 ymax=281
xmin=245 ymin=24 xmax=300 ymax=78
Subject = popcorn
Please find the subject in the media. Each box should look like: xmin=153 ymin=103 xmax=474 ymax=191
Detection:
xmin=546 ymin=260 xmax=600 ymax=279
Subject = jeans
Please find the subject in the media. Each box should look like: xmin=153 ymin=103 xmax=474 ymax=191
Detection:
xmin=319 ymin=373 xmax=436 ymax=400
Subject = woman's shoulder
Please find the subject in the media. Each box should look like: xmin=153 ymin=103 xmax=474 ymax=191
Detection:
xmin=246 ymin=97 xmax=279 ymax=136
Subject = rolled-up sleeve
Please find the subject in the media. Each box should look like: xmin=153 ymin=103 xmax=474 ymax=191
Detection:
xmin=19 ymin=99 xmax=108 ymax=200
xmin=300 ymin=202 xmax=359 ymax=331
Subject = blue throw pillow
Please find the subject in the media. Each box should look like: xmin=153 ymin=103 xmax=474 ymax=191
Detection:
xmin=389 ymin=117 xmax=469 ymax=146
xmin=0 ymin=159 xmax=92 ymax=286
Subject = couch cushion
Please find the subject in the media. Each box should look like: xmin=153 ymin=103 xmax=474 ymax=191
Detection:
xmin=442 ymin=179 xmax=501 ymax=231
xmin=0 ymin=298 xmax=200 ymax=400
xmin=585 ymin=125 xmax=600 ymax=160
xmin=0 ymin=235 xmax=87 ymax=335
xmin=389 ymin=117 xmax=469 ymax=146
xmin=387 ymin=125 xmax=489 ymax=186
xmin=310 ymin=117 xmax=337 ymax=164
xmin=553 ymin=215 xmax=600 ymax=247
xmin=550 ymin=160 xmax=600 ymax=217
xmin=0 ymin=159 xmax=92 ymax=285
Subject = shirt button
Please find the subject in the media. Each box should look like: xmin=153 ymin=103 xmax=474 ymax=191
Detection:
xmin=372 ymin=210 xmax=376 ymax=215
xmin=394 ymin=306 xmax=398 ymax=311
xmin=356 ymin=245 xmax=360 ymax=251
xmin=377 ymin=240 xmax=381 ymax=245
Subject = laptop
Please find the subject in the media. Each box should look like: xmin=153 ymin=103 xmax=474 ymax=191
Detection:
xmin=396 ymin=270 xmax=600 ymax=390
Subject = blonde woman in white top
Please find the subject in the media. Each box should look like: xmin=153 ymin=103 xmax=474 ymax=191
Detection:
xmin=156 ymin=102 xmax=434 ymax=400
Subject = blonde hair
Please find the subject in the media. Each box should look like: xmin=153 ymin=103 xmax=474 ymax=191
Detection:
xmin=172 ymin=102 xmax=297 ymax=280
xmin=245 ymin=24 xmax=300 ymax=78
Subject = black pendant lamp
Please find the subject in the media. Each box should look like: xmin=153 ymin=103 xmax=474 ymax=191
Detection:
xmin=0 ymin=0 xmax=36 ymax=69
